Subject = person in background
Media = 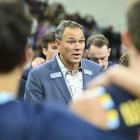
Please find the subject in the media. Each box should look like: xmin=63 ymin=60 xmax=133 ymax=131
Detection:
xmin=18 ymin=31 xmax=58 ymax=100
xmin=87 ymin=34 xmax=114 ymax=71
xmin=85 ymin=50 xmax=139 ymax=98
xmin=119 ymin=51 xmax=129 ymax=66
xmin=70 ymin=1 xmax=140 ymax=139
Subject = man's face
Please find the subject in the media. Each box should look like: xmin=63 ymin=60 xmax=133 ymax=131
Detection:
xmin=88 ymin=45 xmax=111 ymax=69
xmin=43 ymin=42 xmax=58 ymax=60
xmin=57 ymin=27 xmax=85 ymax=68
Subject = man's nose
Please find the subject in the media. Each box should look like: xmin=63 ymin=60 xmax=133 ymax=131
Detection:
xmin=74 ymin=43 xmax=81 ymax=50
xmin=75 ymin=41 xmax=84 ymax=50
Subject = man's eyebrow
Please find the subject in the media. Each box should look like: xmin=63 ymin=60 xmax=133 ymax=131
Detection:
xmin=67 ymin=38 xmax=75 ymax=40
xmin=67 ymin=37 xmax=85 ymax=40
xmin=80 ymin=37 xmax=85 ymax=39
xmin=91 ymin=56 xmax=107 ymax=59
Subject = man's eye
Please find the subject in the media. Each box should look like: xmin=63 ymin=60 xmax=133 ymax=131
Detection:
xmin=79 ymin=40 xmax=85 ymax=44
xmin=67 ymin=40 xmax=76 ymax=44
xmin=90 ymin=58 xmax=97 ymax=61
xmin=101 ymin=57 xmax=106 ymax=60
xmin=93 ymin=59 xmax=98 ymax=61
xmin=52 ymin=46 xmax=57 ymax=49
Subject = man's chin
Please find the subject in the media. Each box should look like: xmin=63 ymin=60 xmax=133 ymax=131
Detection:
xmin=71 ymin=59 xmax=81 ymax=64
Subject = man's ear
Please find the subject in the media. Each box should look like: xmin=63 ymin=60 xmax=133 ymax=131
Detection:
xmin=122 ymin=31 xmax=133 ymax=49
xmin=42 ymin=48 xmax=47 ymax=56
xmin=108 ymin=48 xmax=111 ymax=56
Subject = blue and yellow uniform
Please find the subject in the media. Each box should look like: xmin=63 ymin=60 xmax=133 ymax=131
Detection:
xmin=93 ymin=85 xmax=140 ymax=140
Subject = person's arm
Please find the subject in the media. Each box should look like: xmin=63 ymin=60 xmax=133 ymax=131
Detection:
xmin=70 ymin=86 xmax=122 ymax=130
xmin=70 ymin=86 xmax=140 ymax=130
xmin=88 ymin=65 xmax=140 ymax=97
xmin=24 ymin=69 xmax=44 ymax=105
xmin=70 ymin=89 xmax=108 ymax=130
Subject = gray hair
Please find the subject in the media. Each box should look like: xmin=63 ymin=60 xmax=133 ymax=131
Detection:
xmin=55 ymin=20 xmax=84 ymax=40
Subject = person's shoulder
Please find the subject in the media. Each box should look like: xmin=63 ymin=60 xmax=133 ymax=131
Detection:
xmin=0 ymin=101 xmax=36 ymax=122
xmin=29 ymin=61 xmax=51 ymax=75
xmin=0 ymin=101 xmax=35 ymax=139
xmin=82 ymin=58 xmax=101 ymax=68
xmin=21 ymin=65 xmax=32 ymax=80
xmin=32 ymin=57 xmax=57 ymax=72
xmin=104 ymin=85 xmax=136 ymax=105
xmin=36 ymin=102 xmax=102 ymax=140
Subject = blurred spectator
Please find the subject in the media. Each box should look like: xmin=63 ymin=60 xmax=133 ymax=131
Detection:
xmin=119 ymin=51 xmax=129 ymax=67
xmin=102 ymin=26 xmax=121 ymax=61
xmin=87 ymin=34 xmax=114 ymax=70
xmin=70 ymin=3 xmax=140 ymax=140
xmin=18 ymin=31 xmax=57 ymax=100
xmin=24 ymin=0 xmax=121 ymax=63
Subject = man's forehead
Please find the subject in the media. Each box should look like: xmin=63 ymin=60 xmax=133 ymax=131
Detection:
xmin=89 ymin=45 xmax=109 ymax=56
xmin=62 ymin=27 xmax=85 ymax=39
xmin=89 ymin=45 xmax=108 ymax=52
xmin=91 ymin=55 xmax=107 ymax=59
xmin=91 ymin=45 xmax=108 ymax=49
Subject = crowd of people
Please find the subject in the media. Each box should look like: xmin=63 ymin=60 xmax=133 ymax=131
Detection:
xmin=0 ymin=0 xmax=140 ymax=140
xmin=24 ymin=0 xmax=122 ymax=62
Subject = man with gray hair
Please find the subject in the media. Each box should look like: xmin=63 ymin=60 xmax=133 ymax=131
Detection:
xmin=0 ymin=2 xmax=105 ymax=140
xmin=25 ymin=20 xmax=102 ymax=105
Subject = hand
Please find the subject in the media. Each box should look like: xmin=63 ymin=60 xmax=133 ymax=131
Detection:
xmin=87 ymin=65 xmax=124 ymax=89
xmin=31 ymin=57 xmax=46 ymax=68
xmin=70 ymin=87 xmax=119 ymax=130
xmin=70 ymin=89 xmax=108 ymax=130
xmin=87 ymin=65 xmax=140 ymax=98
